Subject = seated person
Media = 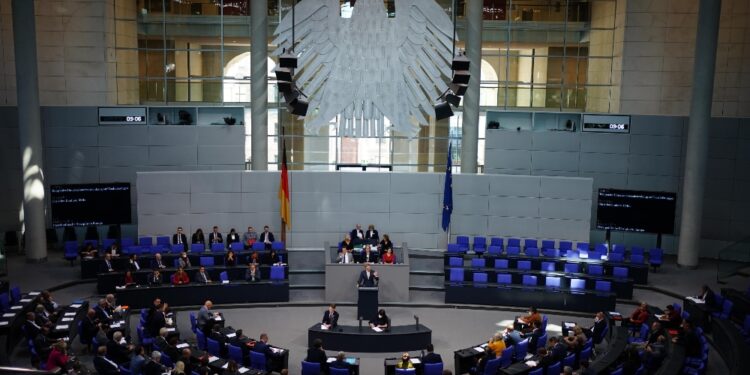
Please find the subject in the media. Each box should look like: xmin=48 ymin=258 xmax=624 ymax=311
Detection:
xmin=695 ymin=285 xmax=716 ymax=308
xmin=548 ymin=336 xmax=567 ymax=362
xmin=381 ymin=248 xmax=396 ymax=264
xmin=658 ymin=305 xmax=682 ymax=330
xmin=643 ymin=335 xmax=668 ymax=371
xmin=624 ymin=302 xmax=650 ymax=329
xmin=563 ymin=326 xmax=587 ymax=351
xmin=379 ymin=234 xmax=393 ymax=252
xmin=422 ymin=343 xmax=442 ymax=363
xmin=209 ymin=226 xmax=223 ymax=244
xmin=173 ymin=227 xmax=188 ymax=251
xmin=178 ymin=252 xmax=191 ymax=268
xmin=365 ymin=224 xmax=379 ymax=244
xmin=330 ymin=351 xmax=350 ymax=371
xmin=172 ymin=267 xmax=190 ymax=285
xmin=249 ymin=251 xmax=260 ymax=264
xmin=195 ymin=266 xmax=212 ymax=283
xmin=225 ymin=250 xmax=237 ymax=267
xmin=128 ymin=254 xmax=141 ymax=271
xmin=305 ymin=338 xmax=327 ymax=368
xmin=515 ymin=306 xmax=542 ymax=332
xmin=322 ymin=304 xmax=339 ymax=329
xmin=151 ymin=253 xmax=167 ymax=269
xmin=369 ymin=309 xmax=390 ymax=330
xmin=523 ymin=321 xmax=543 ymax=352
xmin=192 ymin=228 xmax=206 ymax=245
xmin=645 ymin=321 xmax=665 ymax=346
xmin=529 ymin=348 xmax=555 ymax=369
xmin=359 ymin=244 xmax=378 ymax=263
xmin=122 ymin=271 xmax=135 ymax=286
xmin=488 ymin=333 xmax=506 ymax=355
xmin=337 ymin=248 xmax=354 ymax=264
xmin=103 ymin=242 xmax=121 ymax=257
xmin=245 ymin=263 xmax=261 ymax=282
xmin=80 ymin=243 xmax=98 ymax=259
xmin=243 ymin=226 xmax=258 ymax=250
xmin=259 ymin=226 xmax=275 ymax=250
xmin=339 ymin=235 xmax=354 ymax=252
xmin=106 ymin=331 xmax=134 ymax=365
xmin=672 ymin=320 xmax=701 ymax=357
xmin=503 ymin=326 xmax=523 ymax=347
xmin=148 ymin=270 xmax=162 ymax=286
xmin=395 ymin=352 xmax=414 ymax=369
xmin=620 ymin=346 xmax=643 ymax=375
xmin=584 ymin=312 xmax=608 ymax=345
xmin=226 ymin=228 xmax=240 ymax=249
xmin=351 ymin=224 xmax=365 ymax=245
xmin=269 ymin=250 xmax=282 ymax=265
xmin=101 ymin=253 xmax=116 ymax=273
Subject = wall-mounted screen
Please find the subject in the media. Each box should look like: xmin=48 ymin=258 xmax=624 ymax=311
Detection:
xmin=50 ymin=183 xmax=132 ymax=227
xmin=596 ymin=188 xmax=676 ymax=234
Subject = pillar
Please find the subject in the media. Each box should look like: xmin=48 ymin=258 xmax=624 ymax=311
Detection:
xmin=12 ymin=0 xmax=47 ymax=262
xmin=251 ymin=0 xmax=268 ymax=170
xmin=677 ymin=0 xmax=722 ymax=268
xmin=461 ymin=0 xmax=482 ymax=174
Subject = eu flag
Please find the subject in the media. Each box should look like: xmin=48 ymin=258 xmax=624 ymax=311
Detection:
xmin=442 ymin=143 xmax=453 ymax=232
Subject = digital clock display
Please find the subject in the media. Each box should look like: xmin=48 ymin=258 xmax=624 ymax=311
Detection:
xmin=582 ymin=115 xmax=630 ymax=133
xmin=98 ymin=107 xmax=147 ymax=125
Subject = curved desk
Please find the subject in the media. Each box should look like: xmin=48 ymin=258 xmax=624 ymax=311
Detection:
xmin=115 ymin=281 xmax=289 ymax=308
xmin=308 ymin=324 xmax=431 ymax=353
xmin=445 ymin=284 xmax=616 ymax=313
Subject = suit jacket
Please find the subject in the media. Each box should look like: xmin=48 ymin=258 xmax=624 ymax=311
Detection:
xmin=192 ymin=233 xmax=205 ymax=245
xmin=338 ymin=251 xmax=354 ymax=264
xmin=93 ymin=356 xmax=120 ymax=375
xmin=173 ymin=233 xmax=188 ymax=251
xmin=305 ymin=348 xmax=327 ymax=366
xmin=245 ymin=268 xmax=261 ymax=282
xmin=196 ymin=271 xmax=211 ymax=283
xmin=252 ymin=340 xmax=273 ymax=358
xmin=260 ymin=231 xmax=275 ymax=243
xmin=209 ymin=232 xmax=223 ymax=244
xmin=151 ymin=258 xmax=167 ymax=269
xmin=142 ymin=360 xmax=167 ymax=375
xmin=129 ymin=354 xmax=146 ymax=375
xmin=148 ymin=311 xmax=166 ymax=337
xmin=94 ymin=305 xmax=112 ymax=323
xmin=101 ymin=259 xmax=115 ymax=273
xmin=365 ymin=229 xmax=379 ymax=242
xmin=128 ymin=259 xmax=141 ymax=271
xmin=80 ymin=316 xmax=98 ymax=343
xmin=106 ymin=340 xmax=131 ymax=364
xmin=350 ymin=229 xmax=365 ymax=242
xmin=227 ymin=233 xmax=240 ymax=246
xmin=197 ymin=306 xmax=212 ymax=330
xmin=322 ymin=310 xmax=339 ymax=327
xmin=359 ymin=251 xmax=378 ymax=264
xmin=422 ymin=352 xmax=443 ymax=364
xmin=591 ymin=319 xmax=607 ymax=344
xmin=148 ymin=273 xmax=162 ymax=286
xmin=358 ymin=270 xmax=378 ymax=287
xmin=550 ymin=342 xmax=567 ymax=361
xmin=153 ymin=336 xmax=169 ymax=351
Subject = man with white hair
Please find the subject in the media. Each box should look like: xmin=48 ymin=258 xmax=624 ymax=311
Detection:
xmin=142 ymin=351 xmax=167 ymax=375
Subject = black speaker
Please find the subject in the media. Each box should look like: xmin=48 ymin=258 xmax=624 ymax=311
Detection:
xmin=278 ymin=52 xmax=298 ymax=69
xmin=450 ymin=82 xmax=468 ymax=96
xmin=451 ymin=54 xmax=470 ymax=71
xmin=445 ymin=93 xmax=461 ymax=107
xmin=434 ymin=101 xmax=453 ymax=120
xmin=274 ymin=67 xmax=293 ymax=82
xmin=487 ymin=121 xmax=500 ymax=129
xmin=287 ymin=97 xmax=309 ymax=116
xmin=452 ymin=70 xmax=470 ymax=85
xmin=277 ymin=80 xmax=293 ymax=94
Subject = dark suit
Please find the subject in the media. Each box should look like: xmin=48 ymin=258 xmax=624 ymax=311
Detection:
xmin=209 ymin=232 xmax=223 ymax=244
xmin=93 ymin=355 xmax=120 ymax=375
xmin=101 ymin=259 xmax=115 ymax=273
xmin=358 ymin=251 xmax=378 ymax=264
xmin=173 ymin=233 xmax=188 ymax=251
xmin=305 ymin=348 xmax=326 ymax=367
xmin=142 ymin=360 xmax=167 ymax=375
xmin=322 ymin=310 xmax=339 ymax=328
xmin=550 ymin=342 xmax=567 ymax=361
xmin=252 ymin=340 xmax=274 ymax=359
xmin=196 ymin=271 xmax=211 ymax=284
xmin=365 ymin=229 xmax=379 ymax=243
xmin=227 ymin=233 xmax=240 ymax=248
xmin=148 ymin=311 xmax=166 ymax=337
xmin=106 ymin=340 xmax=131 ymax=364
xmin=128 ymin=259 xmax=141 ymax=272
xmin=153 ymin=336 xmax=168 ymax=351
xmin=148 ymin=273 xmax=162 ymax=286
xmin=80 ymin=316 xmax=98 ymax=344
xmin=358 ymin=270 xmax=378 ymax=287
xmin=350 ymin=228 xmax=365 ymax=244
xmin=422 ymin=352 xmax=442 ymax=364
xmin=151 ymin=258 xmax=167 ymax=269
xmin=260 ymin=232 xmax=275 ymax=249
xmin=589 ymin=318 xmax=607 ymax=344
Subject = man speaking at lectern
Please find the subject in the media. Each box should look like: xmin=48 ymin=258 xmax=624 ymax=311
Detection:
xmin=358 ymin=264 xmax=379 ymax=287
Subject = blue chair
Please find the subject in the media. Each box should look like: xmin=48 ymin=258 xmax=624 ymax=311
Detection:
xmin=563 ymin=353 xmax=575 ymax=369
xmin=200 ymin=257 xmax=214 ymax=267
xmin=517 ymin=260 xmax=531 ymax=270
xmin=536 ymin=333 xmax=548 ymax=350
xmin=396 ymin=369 xmax=416 ymax=375
xmin=507 ymin=238 xmax=521 ymax=248
xmin=631 ymin=246 xmax=645 ymax=256
xmin=449 ymin=268 xmax=464 ymax=284
xmin=488 ymin=245 xmax=502 ymax=255
xmin=449 ymin=257 xmax=463 ymax=267
xmin=92 ymin=337 xmax=101 ymax=354
xmin=522 ymin=275 xmax=537 ymax=286
xmin=541 ymin=240 xmax=555 ymax=250
xmin=456 ymin=236 xmax=470 ymax=252
xmin=220 ymin=271 xmax=229 ymax=282
xmin=119 ymin=365 xmax=132 ymax=375
xmin=506 ymin=246 xmax=521 ymax=256
xmin=628 ymin=324 xmax=649 ymax=344
xmin=576 ymin=242 xmax=589 ymax=250
xmin=119 ymin=237 xmax=134 ymax=247
xmin=612 ymin=244 xmax=626 ymax=253
xmin=0 ymin=293 xmax=9 ymax=312
xmin=250 ymin=351 xmax=266 ymax=370
xmin=500 ymin=346 xmax=513 ymax=367
xmin=541 ymin=261 xmax=555 ymax=272
xmin=211 ymin=243 xmax=224 ymax=252
xmin=270 ymin=265 xmax=285 ymax=281
xmin=490 ymin=237 xmax=504 ymax=248
xmin=547 ymin=362 xmax=561 ymax=375
xmin=494 ymin=259 xmax=508 ymax=269
xmin=524 ymin=239 xmax=538 ymax=249
xmin=543 ymin=248 xmax=559 ymax=257
xmin=206 ymin=337 xmax=221 ymax=356
xmin=528 ymin=368 xmax=542 ymax=375
xmin=579 ymin=347 xmax=592 ymax=363
xmin=613 ymin=267 xmax=628 ymax=278
xmin=300 ymin=361 xmax=320 ymax=375
xmin=83 ymin=239 xmax=98 ymax=248
xmin=595 ymin=243 xmax=607 ymax=253
xmin=173 ymin=258 xmax=182 ymax=268
xmin=515 ymin=339 xmax=529 ymax=360
xmin=160 ymin=351 xmax=174 ymax=367
xmin=471 ymin=258 xmax=485 ymax=269
xmin=589 ymin=251 xmax=604 ymax=260
xmin=252 ymin=242 xmax=265 ymax=250
xmin=497 ymin=273 xmax=512 ymax=286
xmin=525 ymin=248 xmax=540 ymax=257
xmin=78 ymin=320 xmax=91 ymax=347
xmin=156 ymin=236 xmax=170 ymax=246
xmin=631 ymin=254 xmax=645 ymax=264
xmin=139 ymin=237 xmax=153 ymax=247
xmin=474 ymin=236 xmax=487 ymax=254
xmin=170 ymin=244 xmax=183 ymax=253
xmin=558 ymin=241 xmax=572 ymax=251
xmin=570 ymin=278 xmax=586 ymax=292
xmin=423 ymin=362 xmax=443 ymax=375
xmin=230 ymin=242 xmax=243 ymax=251
xmin=473 ymin=272 xmax=488 ymax=287
xmin=649 ymin=248 xmax=663 ymax=270
xmin=564 ymin=263 xmax=579 ymax=273
xmin=608 ymin=252 xmax=624 ymax=262
xmin=329 ymin=368 xmax=350 ymax=375
xmin=195 ymin=330 xmax=206 ymax=350
xmin=272 ymin=241 xmax=285 ymax=250
xmin=189 ymin=313 xmax=198 ymax=333
xmin=102 ymin=238 xmax=116 ymax=248
xmin=541 ymin=316 xmax=548 ymax=332
xmin=482 ymin=358 xmax=501 ymax=375
xmin=587 ymin=265 xmax=603 ymax=276
xmin=191 ymin=243 xmax=205 ymax=253
xmin=447 ymin=243 xmax=463 ymax=254
xmin=712 ymin=299 xmax=733 ymax=319
xmin=64 ymin=244 xmax=78 ymax=265
xmin=545 ymin=276 xmax=561 ymax=289
xmin=9 ymin=286 xmax=20 ymax=305
xmin=595 ymin=281 xmax=611 ymax=293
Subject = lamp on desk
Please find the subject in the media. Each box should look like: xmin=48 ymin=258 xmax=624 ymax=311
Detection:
xmin=414 ymin=315 xmax=419 ymax=330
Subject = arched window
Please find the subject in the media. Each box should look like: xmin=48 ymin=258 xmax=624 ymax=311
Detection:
xmin=480 ymin=59 xmax=499 ymax=107
xmin=223 ymin=53 xmax=277 ymax=103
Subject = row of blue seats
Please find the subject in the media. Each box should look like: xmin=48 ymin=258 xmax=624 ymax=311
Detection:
xmin=449 ymin=257 xmax=632 ymax=278
xmin=452 ymin=236 xmax=660 ymax=256
xmin=66 ymin=238 xmax=285 ymax=251
xmin=64 ymin=241 xmax=286 ymax=263
xmin=484 ymin=335 xmax=595 ymax=375
xmin=448 ymin=268 xmax=615 ymax=292
xmin=448 ymin=243 xmax=663 ymax=267
xmin=0 ymin=286 xmax=23 ymax=313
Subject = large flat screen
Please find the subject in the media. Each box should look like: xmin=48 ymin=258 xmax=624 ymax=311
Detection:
xmin=596 ymin=188 xmax=677 ymax=234
xmin=50 ymin=183 xmax=132 ymax=227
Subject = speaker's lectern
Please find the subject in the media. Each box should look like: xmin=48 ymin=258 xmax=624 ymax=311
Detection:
xmin=357 ymin=287 xmax=378 ymax=322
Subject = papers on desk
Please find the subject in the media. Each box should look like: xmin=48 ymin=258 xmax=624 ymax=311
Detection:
xmin=226 ymin=333 xmax=236 ymax=338
xmin=167 ymin=328 xmax=176 ymax=332
xmin=473 ymin=346 xmax=485 ymax=353
xmin=320 ymin=324 xmax=329 ymax=330
xmin=372 ymin=327 xmax=383 ymax=332
xmin=270 ymin=347 xmax=283 ymax=354
xmin=55 ymin=325 xmax=68 ymax=330
xmin=410 ymin=358 xmax=421 ymax=364
xmin=214 ymin=315 xmax=222 ymax=321
xmin=208 ymin=356 xmax=220 ymax=363
xmin=115 ymin=286 xmax=125 ymax=290
xmin=608 ymin=311 xmax=622 ymax=318
xmin=64 ymin=312 xmax=76 ymax=317
xmin=28 ymin=292 xmax=40 ymax=296
xmin=222 ymin=280 xmax=230 ymax=284
xmin=111 ymin=323 xmax=122 ymax=329
xmin=2 ymin=313 xmax=15 ymax=318
xmin=0 ymin=321 xmax=8 ymax=326
xmin=176 ymin=343 xmax=189 ymax=349
xmin=61 ymin=318 xmax=74 ymax=322
xmin=222 ymin=363 xmax=229 ymax=369
xmin=19 ymin=298 xmax=32 ymax=303
xmin=563 ymin=321 xmax=577 ymax=329
xmin=655 ymin=314 xmax=665 ymax=320
xmin=686 ymin=297 xmax=705 ymax=304
xmin=524 ymin=353 xmax=534 ymax=360
xmin=525 ymin=360 xmax=538 ymax=367
xmin=326 ymin=358 xmax=336 ymax=363
xmin=70 ymin=304 xmax=82 ymax=309
xmin=10 ymin=305 xmax=22 ymax=310
xmin=238 ymin=367 xmax=249 ymax=374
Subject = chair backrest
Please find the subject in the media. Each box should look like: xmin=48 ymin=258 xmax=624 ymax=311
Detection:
xmin=189 ymin=313 xmax=198 ymax=333
xmin=228 ymin=344 xmax=243 ymax=364
xmin=471 ymin=258 xmax=485 ymax=269
xmin=588 ymin=265 xmax=603 ymax=276
xmin=522 ymin=275 xmax=537 ymax=286
xmin=396 ymin=369 xmax=416 ymax=375
xmin=638 ymin=323 xmax=649 ymax=339
xmin=595 ymin=280 xmax=611 ymax=292
xmin=649 ymin=248 xmax=663 ymax=262
xmin=613 ymin=267 xmax=628 ymax=278
xmin=120 ymin=237 xmax=134 ymax=247
xmin=547 ymin=361 xmax=561 ymax=375
xmin=449 ymin=257 xmax=463 ymax=267
xmin=506 ymin=246 xmax=521 ymax=256
xmin=609 ymin=252 xmax=624 ymax=262
xmin=139 ymin=237 xmax=152 ymax=246
xmin=543 ymin=248 xmax=559 ymax=257
xmin=515 ymin=339 xmax=529 ymax=360
xmin=576 ymin=242 xmax=589 ymax=250
xmin=488 ymin=245 xmax=502 ymax=255
xmin=611 ymin=368 xmax=623 ymax=375
xmin=170 ymin=244 xmax=183 ymax=253
xmin=631 ymin=254 xmax=645 ymax=264
xmin=270 ymin=265 xmax=285 ymax=280
xmin=250 ymin=351 xmax=266 ymax=370
xmin=497 ymin=273 xmax=512 ymax=285
xmin=272 ymin=241 xmax=285 ymax=250
xmin=195 ymin=330 xmax=206 ymax=350
xmin=482 ymin=358 xmax=501 ymax=375
xmin=300 ymin=361 xmax=321 ymax=375
xmin=570 ymin=278 xmax=586 ymax=290
xmin=558 ymin=241 xmax=572 ymax=251
xmin=473 ymin=272 xmax=488 ymax=285
xmin=524 ymin=239 xmax=538 ymax=249
xmin=537 ymin=333 xmax=548 ymax=350
xmin=612 ymin=244 xmax=626 ymax=253
xmin=160 ymin=351 xmax=173 ymax=367
xmin=507 ymin=238 xmax=521 ymax=248
xmin=500 ymin=346 xmax=514 ymax=367
xmin=722 ymin=299 xmax=733 ymax=314
xmin=494 ymin=259 xmax=508 ymax=269
xmin=211 ymin=243 xmax=224 ymax=252
xmin=447 ymin=244 xmax=462 ymax=253
xmin=541 ymin=240 xmax=555 ymax=250
xmin=525 ymin=248 xmax=539 ymax=257
xmin=595 ymin=244 xmax=607 ymax=253
xmin=449 ymin=268 xmax=464 ymax=282
xmin=528 ymin=368 xmax=543 ymax=375
xmin=199 ymin=257 xmax=214 ymax=267
xmin=329 ymin=368 xmax=350 ymax=375
xmin=545 ymin=276 xmax=561 ymax=288
xmin=490 ymin=237 xmax=504 ymax=248
xmin=631 ymin=246 xmax=645 ymax=256
xmin=580 ymin=347 xmax=592 ymax=362
xmin=173 ymin=258 xmax=181 ymax=268
xmin=0 ymin=293 xmax=10 ymax=311
xmin=119 ymin=364 xmax=132 ymax=375
xmin=220 ymin=271 xmax=229 ymax=282
xmin=230 ymin=242 xmax=243 ymax=251
xmin=456 ymin=236 xmax=470 ymax=245
xmin=252 ymin=242 xmax=265 ymax=250
xmin=541 ymin=261 xmax=555 ymax=272
xmin=517 ymin=260 xmax=531 ymax=270
xmin=191 ymin=243 xmax=205 ymax=253
xmin=206 ymin=337 xmax=221 ymax=356
xmin=156 ymin=236 xmax=170 ymax=246
xmin=564 ymin=263 xmax=579 ymax=273
xmin=10 ymin=286 xmax=20 ymax=305
xmin=563 ymin=353 xmax=575 ymax=368
xmin=423 ymin=362 xmax=443 ymax=375
xmin=474 ymin=236 xmax=487 ymax=247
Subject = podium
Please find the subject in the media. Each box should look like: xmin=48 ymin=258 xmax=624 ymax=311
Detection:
xmin=357 ymin=287 xmax=378 ymax=322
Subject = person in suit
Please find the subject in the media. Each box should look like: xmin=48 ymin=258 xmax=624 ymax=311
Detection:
xmin=126 ymin=254 xmax=140 ymax=272
xmin=209 ymin=226 xmax=223 ymax=245
xmin=225 ymin=250 xmax=237 ymax=267
xmin=322 ymin=304 xmax=339 ymax=329
xmin=197 ymin=300 xmax=216 ymax=335
xmin=523 ymin=321 xmax=543 ymax=352
xmin=94 ymin=299 xmax=113 ymax=323
xmin=192 ymin=228 xmax=206 ymax=245
xmin=365 ymin=224 xmax=379 ymax=244
xmin=154 ymin=327 xmax=169 ymax=351
xmin=80 ymin=309 xmax=99 ymax=350
xmin=101 ymin=253 xmax=115 ymax=273
xmin=379 ymin=234 xmax=393 ymax=252
xmin=696 ymin=285 xmax=716 ymax=307
xmin=422 ymin=343 xmax=443 ymax=363
xmin=586 ymin=312 xmax=608 ymax=344
xmin=245 ymin=263 xmax=261 ymax=282
xmin=359 ymin=244 xmax=378 ymax=264
xmin=530 ymin=348 xmax=555 ymax=370
xmin=148 ymin=303 xmax=167 ymax=337
xmin=24 ymin=312 xmax=42 ymax=340
xmin=252 ymin=333 xmax=276 ymax=361
xmin=172 ymin=267 xmax=190 ymax=285
xmin=369 ymin=309 xmax=390 ymax=330
xmin=260 ymin=226 xmax=275 ymax=249
xmin=93 ymin=346 xmax=120 ymax=375
xmin=151 ymin=253 xmax=167 ymax=269
xmin=358 ymin=264 xmax=379 ymax=287
xmin=330 ymin=351 xmax=350 ymax=371
xmin=106 ymin=331 xmax=133 ymax=364
xmin=226 ymin=228 xmax=240 ymax=249
xmin=337 ymin=248 xmax=354 ymax=264
xmin=243 ymin=226 xmax=258 ymax=249
xmin=196 ymin=266 xmax=211 ymax=283
xmin=103 ymin=242 xmax=121 ymax=257
xmin=129 ymin=345 xmax=147 ymax=375
xmin=148 ymin=270 xmax=162 ymax=286
xmin=350 ymin=224 xmax=365 ymax=245
xmin=142 ymin=351 xmax=168 ymax=375
xmin=33 ymin=326 xmax=53 ymax=363
xmin=305 ymin=338 xmax=327 ymax=368
xmin=177 ymin=251 xmax=192 ymax=268
xmin=173 ymin=227 xmax=188 ymax=252
xmin=548 ymin=336 xmax=567 ymax=362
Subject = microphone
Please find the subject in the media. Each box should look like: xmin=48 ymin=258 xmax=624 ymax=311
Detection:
xmin=358 ymin=316 xmax=363 ymax=331
xmin=414 ymin=315 xmax=419 ymax=329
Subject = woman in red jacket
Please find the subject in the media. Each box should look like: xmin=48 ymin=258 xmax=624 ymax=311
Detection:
xmin=172 ymin=267 xmax=190 ymax=285
xmin=46 ymin=341 xmax=69 ymax=371
xmin=382 ymin=248 xmax=396 ymax=264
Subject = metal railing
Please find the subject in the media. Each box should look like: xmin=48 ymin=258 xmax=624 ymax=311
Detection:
xmin=716 ymin=236 xmax=750 ymax=283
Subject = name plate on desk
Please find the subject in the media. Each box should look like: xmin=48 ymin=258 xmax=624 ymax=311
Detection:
xmin=2 ymin=313 xmax=14 ymax=318
xmin=20 ymin=299 xmax=32 ymax=303
xmin=10 ymin=305 xmax=22 ymax=310
xmin=28 ymin=292 xmax=40 ymax=296
xmin=176 ymin=343 xmax=189 ymax=349
xmin=0 ymin=321 xmax=8 ymax=326
xmin=208 ymin=356 xmax=220 ymax=363
xmin=64 ymin=312 xmax=76 ymax=317
xmin=55 ymin=325 xmax=68 ymax=330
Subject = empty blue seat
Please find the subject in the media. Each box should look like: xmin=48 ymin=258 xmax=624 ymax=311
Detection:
xmin=490 ymin=237 xmax=504 ymax=248
xmin=541 ymin=240 xmax=555 ymax=250
xmin=500 ymin=347 xmax=513 ymax=368
xmin=270 ymin=265 xmax=285 ymax=281
xmin=608 ymin=252 xmax=624 ymax=262
xmin=272 ymin=241 xmax=285 ymax=250
xmin=649 ymin=248 xmax=663 ymax=269
xmin=566 ymin=250 xmax=579 ymax=259
xmin=494 ymin=259 xmax=508 ymax=269
xmin=449 ymin=257 xmax=463 ymax=267
xmin=488 ymin=245 xmax=502 ymax=255
xmin=170 ymin=244 xmax=183 ymax=253
xmin=507 ymin=238 xmax=521 ymax=248
xmin=564 ymin=263 xmax=579 ymax=273
xmin=541 ymin=261 xmax=555 ymax=272
xmin=496 ymin=273 xmax=512 ymax=285
xmin=536 ymin=333 xmax=548 ymax=350
xmin=219 ymin=271 xmax=229 ymax=282
xmin=588 ymin=265 xmax=603 ymax=276
xmin=456 ymin=236 xmax=470 ymax=252
xmin=570 ymin=278 xmax=586 ymax=291
xmin=206 ymin=337 xmax=221 ymax=356
xmin=301 ymin=361 xmax=321 ymax=375
xmin=524 ymin=239 xmax=538 ymax=250
xmin=199 ymin=257 xmax=214 ymax=267
xmin=595 ymin=280 xmax=611 ymax=292
xmin=580 ymin=347 xmax=592 ymax=363
xmin=474 ymin=237 xmax=487 ymax=254
xmin=447 ymin=243 xmax=463 ymax=254
xmin=250 ymin=351 xmax=266 ymax=370
xmin=543 ymin=248 xmax=559 ymax=257
xmin=576 ymin=242 xmax=589 ymax=250
xmin=631 ymin=246 xmax=645 ymax=256
xmin=121 ymin=237 xmax=135 ymax=247
xmin=631 ymin=254 xmax=645 ymax=264
xmin=211 ymin=243 xmax=224 ymax=252
xmin=102 ymin=238 xmax=116 ymax=249
xmin=156 ymin=236 xmax=170 ymax=246
xmin=515 ymin=339 xmax=529 ymax=360
xmin=613 ymin=266 xmax=628 ymax=278
xmin=558 ymin=241 xmax=572 ymax=251
xmin=562 ymin=353 xmax=575 ymax=369
xmin=522 ymin=275 xmax=537 ymax=286
xmin=482 ymin=358 xmax=500 ymax=375
xmin=712 ymin=299 xmax=733 ymax=319
xmin=471 ymin=258 xmax=486 ymax=269
xmin=506 ymin=246 xmax=521 ymax=256
xmin=525 ymin=248 xmax=540 ymax=257
xmin=595 ymin=244 xmax=607 ymax=253
xmin=228 ymin=344 xmax=244 ymax=366
xmin=517 ymin=260 xmax=531 ymax=270
xmin=545 ymin=276 xmax=561 ymax=289
xmin=473 ymin=272 xmax=488 ymax=286
xmin=589 ymin=251 xmax=604 ymax=260
xmin=547 ymin=362 xmax=561 ymax=375
xmin=252 ymin=242 xmax=265 ymax=250
xmin=139 ymin=237 xmax=153 ymax=247
xmin=191 ymin=243 xmax=205 ymax=253
xmin=449 ymin=268 xmax=464 ymax=283
xmin=195 ymin=330 xmax=207 ymax=350
xmin=0 ymin=293 xmax=9 ymax=312
xmin=230 ymin=242 xmax=243 ymax=251
xmin=612 ymin=244 xmax=626 ymax=253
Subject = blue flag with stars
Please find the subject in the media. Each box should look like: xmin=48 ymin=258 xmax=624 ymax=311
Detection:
xmin=442 ymin=142 xmax=453 ymax=232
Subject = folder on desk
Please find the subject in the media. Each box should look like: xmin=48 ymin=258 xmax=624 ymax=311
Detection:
xmin=2 ymin=313 xmax=14 ymax=318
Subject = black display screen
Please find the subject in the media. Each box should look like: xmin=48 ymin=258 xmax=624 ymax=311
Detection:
xmin=596 ymin=188 xmax=677 ymax=234
xmin=50 ymin=183 xmax=132 ymax=227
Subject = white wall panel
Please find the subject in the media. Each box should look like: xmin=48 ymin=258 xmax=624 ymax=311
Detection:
xmin=190 ymin=193 xmax=244 ymax=213
xmin=189 ymin=171 xmax=242 ymax=193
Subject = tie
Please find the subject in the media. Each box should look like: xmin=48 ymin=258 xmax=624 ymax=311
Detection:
xmin=135 ymin=262 xmax=139 ymax=270
xmin=178 ymin=235 xmax=182 ymax=244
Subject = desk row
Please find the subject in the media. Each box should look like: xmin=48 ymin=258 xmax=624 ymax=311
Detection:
xmin=114 ymin=282 xmax=290 ymax=308
xmin=444 ymin=284 xmax=616 ymax=313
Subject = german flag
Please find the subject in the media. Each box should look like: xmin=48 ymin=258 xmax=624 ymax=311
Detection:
xmin=279 ymin=136 xmax=291 ymax=229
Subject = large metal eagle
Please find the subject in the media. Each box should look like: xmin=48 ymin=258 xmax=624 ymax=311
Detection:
xmin=273 ymin=0 xmax=454 ymax=137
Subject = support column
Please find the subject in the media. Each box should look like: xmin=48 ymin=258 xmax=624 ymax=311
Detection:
xmin=677 ymin=0 xmax=722 ymax=268
xmin=461 ymin=0 xmax=482 ymax=174
xmin=12 ymin=0 xmax=47 ymax=262
xmin=250 ymin=0 xmax=268 ymax=170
